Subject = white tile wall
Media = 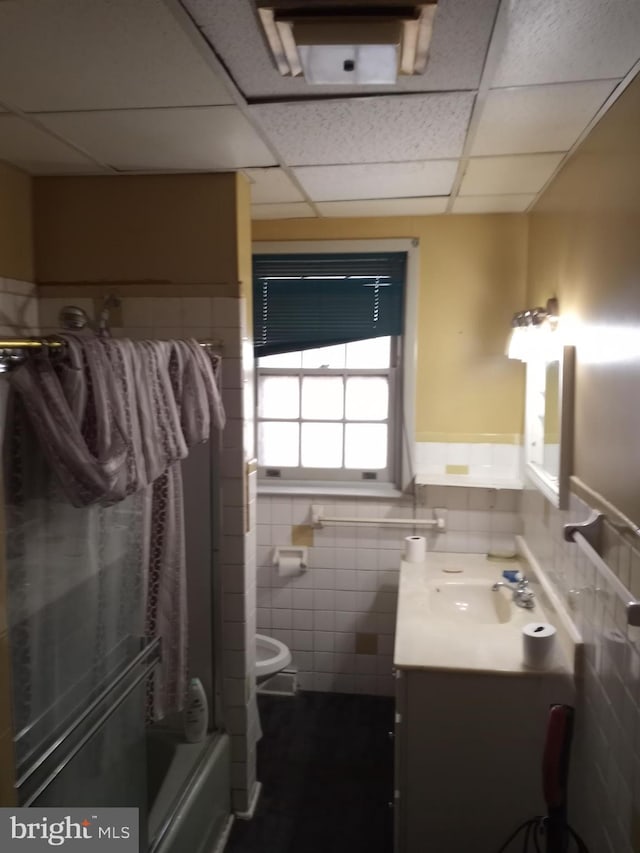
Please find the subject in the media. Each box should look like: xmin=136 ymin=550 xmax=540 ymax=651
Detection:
xmin=40 ymin=290 xmax=257 ymax=814
xmin=257 ymin=487 xmax=521 ymax=695
xmin=39 ymin=293 xmax=243 ymax=358
xmin=522 ymin=483 xmax=640 ymax=853
xmin=0 ymin=278 xmax=39 ymax=335
xmin=416 ymin=440 xmax=522 ymax=484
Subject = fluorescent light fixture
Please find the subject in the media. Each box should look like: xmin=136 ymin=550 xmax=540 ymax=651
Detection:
xmin=257 ymin=3 xmax=438 ymax=84
xmin=257 ymin=8 xmax=295 ymax=76
xmin=295 ymin=20 xmax=402 ymax=85
xmin=298 ymin=43 xmax=399 ymax=85
xmin=414 ymin=3 xmax=437 ymax=72
xmin=277 ymin=19 xmax=303 ymax=77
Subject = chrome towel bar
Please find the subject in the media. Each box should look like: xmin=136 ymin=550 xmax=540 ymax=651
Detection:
xmin=311 ymin=504 xmax=446 ymax=531
xmin=564 ymin=511 xmax=640 ymax=627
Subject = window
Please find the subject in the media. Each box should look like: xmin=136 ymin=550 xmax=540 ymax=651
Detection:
xmin=257 ymin=336 xmax=398 ymax=481
xmin=253 ymin=249 xmax=407 ymax=484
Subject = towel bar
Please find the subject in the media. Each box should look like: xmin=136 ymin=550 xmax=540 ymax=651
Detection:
xmin=564 ymin=511 xmax=640 ymax=627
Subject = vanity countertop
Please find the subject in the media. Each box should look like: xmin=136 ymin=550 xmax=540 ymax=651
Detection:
xmin=393 ymin=551 xmax=579 ymax=677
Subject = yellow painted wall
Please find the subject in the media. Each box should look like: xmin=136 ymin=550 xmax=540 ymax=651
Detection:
xmin=34 ymin=173 xmax=241 ymax=285
xmin=253 ymin=215 xmax=527 ymax=441
xmin=235 ymin=173 xmax=253 ymax=331
xmin=527 ymin=74 xmax=640 ymax=523
xmin=0 ymin=161 xmax=34 ymax=281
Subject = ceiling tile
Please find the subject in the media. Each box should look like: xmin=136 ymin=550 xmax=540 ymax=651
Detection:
xmin=252 ymin=203 xmax=316 ymax=220
xmin=185 ymin=0 xmax=499 ymax=98
xmin=471 ymin=81 xmax=618 ymax=156
xmin=451 ymin=195 xmax=536 ymax=213
xmin=493 ymin=0 xmax=640 ymax=87
xmin=37 ymin=108 xmax=277 ymax=171
xmin=0 ymin=115 xmax=106 ymax=175
xmin=317 ymin=198 xmax=448 ymax=218
xmin=243 ymin=168 xmax=305 ymax=204
xmin=293 ymin=161 xmax=458 ymax=202
xmin=251 ymin=94 xmax=474 ymax=166
xmin=459 ymin=154 xmax=564 ymax=196
xmin=0 ymin=0 xmax=234 ymax=111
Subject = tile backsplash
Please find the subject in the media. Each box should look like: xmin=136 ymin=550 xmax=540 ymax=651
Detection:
xmin=522 ymin=483 xmax=640 ymax=853
xmin=257 ymin=486 xmax=521 ymax=695
xmin=415 ymin=439 xmax=522 ymax=485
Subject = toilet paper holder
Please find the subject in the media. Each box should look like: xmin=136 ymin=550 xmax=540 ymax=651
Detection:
xmin=273 ymin=546 xmax=308 ymax=569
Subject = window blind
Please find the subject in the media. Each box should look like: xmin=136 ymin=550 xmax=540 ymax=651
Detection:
xmin=253 ymin=252 xmax=406 ymax=357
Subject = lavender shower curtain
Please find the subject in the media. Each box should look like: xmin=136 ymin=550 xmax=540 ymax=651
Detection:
xmin=7 ymin=335 xmax=224 ymax=722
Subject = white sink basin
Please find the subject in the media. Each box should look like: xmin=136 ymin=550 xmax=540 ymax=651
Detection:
xmin=427 ymin=580 xmax=512 ymax=625
xmin=393 ymin=552 xmax=572 ymax=675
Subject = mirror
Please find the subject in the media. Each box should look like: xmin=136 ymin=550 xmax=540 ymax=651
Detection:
xmin=542 ymin=360 xmax=560 ymax=479
xmin=525 ymin=345 xmax=575 ymax=508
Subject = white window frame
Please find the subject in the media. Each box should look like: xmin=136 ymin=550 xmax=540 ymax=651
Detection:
xmin=252 ymin=238 xmax=419 ymax=494
xmin=258 ymin=339 xmax=399 ymax=482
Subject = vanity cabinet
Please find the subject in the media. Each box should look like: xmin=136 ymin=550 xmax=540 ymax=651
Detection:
xmin=392 ymin=552 xmax=577 ymax=853
xmin=393 ymin=666 xmax=574 ymax=853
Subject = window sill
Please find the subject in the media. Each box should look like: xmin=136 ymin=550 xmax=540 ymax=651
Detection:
xmin=258 ymin=480 xmax=405 ymax=499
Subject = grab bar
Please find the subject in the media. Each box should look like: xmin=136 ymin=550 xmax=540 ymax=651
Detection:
xmin=22 ymin=647 xmax=160 ymax=806
xmin=311 ymin=504 xmax=446 ymax=530
xmin=16 ymin=635 xmax=161 ymax=790
xmin=564 ymin=512 xmax=640 ymax=627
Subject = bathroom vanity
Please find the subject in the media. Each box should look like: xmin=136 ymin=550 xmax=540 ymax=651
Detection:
xmin=392 ymin=552 xmax=579 ymax=853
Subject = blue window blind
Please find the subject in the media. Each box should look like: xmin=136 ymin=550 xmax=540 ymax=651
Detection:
xmin=253 ymin=252 xmax=406 ymax=357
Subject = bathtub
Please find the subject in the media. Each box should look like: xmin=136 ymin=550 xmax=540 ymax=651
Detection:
xmin=147 ymin=728 xmax=231 ymax=853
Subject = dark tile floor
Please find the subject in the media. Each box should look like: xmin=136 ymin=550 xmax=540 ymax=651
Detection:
xmin=227 ymin=691 xmax=395 ymax=853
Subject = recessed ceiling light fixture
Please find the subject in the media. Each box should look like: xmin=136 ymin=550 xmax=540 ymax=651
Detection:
xmin=256 ymin=1 xmax=438 ymax=85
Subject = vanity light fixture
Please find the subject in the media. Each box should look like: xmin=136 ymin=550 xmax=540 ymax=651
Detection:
xmin=506 ymin=297 xmax=559 ymax=361
xmin=256 ymin=1 xmax=438 ymax=85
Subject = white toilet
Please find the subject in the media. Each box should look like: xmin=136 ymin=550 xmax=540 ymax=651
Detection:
xmin=255 ymin=634 xmax=292 ymax=681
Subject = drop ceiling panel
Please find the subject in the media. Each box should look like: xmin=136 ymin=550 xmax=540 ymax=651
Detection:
xmin=183 ymin=0 xmax=499 ymax=98
xmin=0 ymin=115 xmax=106 ymax=175
xmin=252 ymin=203 xmax=316 ymax=220
xmin=37 ymin=107 xmax=277 ymax=171
xmin=317 ymin=198 xmax=448 ymax=217
xmin=471 ymin=81 xmax=618 ymax=156
xmin=493 ymin=0 xmax=640 ymax=87
xmin=0 ymin=0 xmax=234 ymax=111
xmin=460 ymin=154 xmax=564 ymax=196
xmin=451 ymin=195 xmax=536 ymax=213
xmin=293 ymin=161 xmax=458 ymax=202
xmin=251 ymin=94 xmax=474 ymax=166
xmin=243 ymin=168 xmax=305 ymax=204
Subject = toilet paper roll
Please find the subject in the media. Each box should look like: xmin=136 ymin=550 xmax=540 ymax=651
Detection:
xmin=404 ymin=535 xmax=426 ymax=563
xmin=522 ymin=622 xmax=556 ymax=669
xmin=273 ymin=547 xmax=307 ymax=578
xmin=278 ymin=556 xmax=304 ymax=577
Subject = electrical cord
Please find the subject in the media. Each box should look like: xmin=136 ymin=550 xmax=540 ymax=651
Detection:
xmin=533 ymin=821 xmax=543 ymax=853
xmin=496 ymin=816 xmax=591 ymax=853
xmin=568 ymin=826 xmax=590 ymax=853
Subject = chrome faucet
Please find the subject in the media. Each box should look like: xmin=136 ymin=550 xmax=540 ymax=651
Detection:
xmin=492 ymin=573 xmax=536 ymax=609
